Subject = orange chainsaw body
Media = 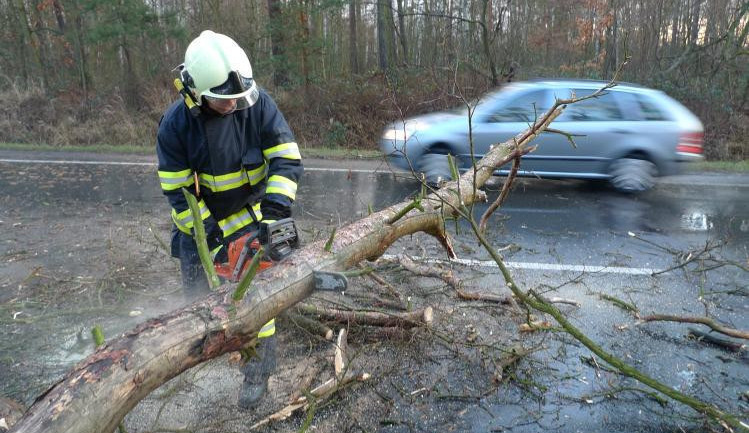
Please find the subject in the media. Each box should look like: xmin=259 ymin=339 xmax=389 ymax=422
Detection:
xmin=213 ymin=218 xmax=298 ymax=283
xmin=214 ymin=232 xmax=274 ymax=282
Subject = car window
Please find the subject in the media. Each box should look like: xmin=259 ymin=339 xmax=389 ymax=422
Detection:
xmin=557 ymin=89 xmax=623 ymax=121
xmin=486 ymin=90 xmax=548 ymax=123
xmin=633 ymin=93 xmax=669 ymax=120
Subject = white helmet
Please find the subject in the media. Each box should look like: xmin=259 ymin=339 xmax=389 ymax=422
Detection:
xmin=177 ymin=30 xmax=259 ymax=109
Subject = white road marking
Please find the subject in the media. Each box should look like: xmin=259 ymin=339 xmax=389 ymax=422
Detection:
xmin=0 ymin=158 xmax=384 ymax=173
xmin=0 ymin=158 xmax=155 ymax=167
xmin=382 ymin=254 xmax=657 ymax=275
xmin=303 ymin=167 xmax=382 ymax=173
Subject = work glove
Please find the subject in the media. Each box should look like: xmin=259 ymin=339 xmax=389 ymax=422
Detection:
xmin=259 ymin=200 xmax=291 ymax=244
xmin=260 ymin=200 xmax=291 ymax=222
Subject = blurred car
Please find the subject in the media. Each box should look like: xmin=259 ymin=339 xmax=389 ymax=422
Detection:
xmin=380 ymin=79 xmax=704 ymax=192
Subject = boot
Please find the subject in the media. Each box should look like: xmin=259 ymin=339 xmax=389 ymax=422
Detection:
xmin=238 ymin=334 xmax=277 ymax=409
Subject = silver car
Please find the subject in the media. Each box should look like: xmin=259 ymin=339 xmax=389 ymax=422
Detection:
xmin=380 ymin=79 xmax=704 ymax=192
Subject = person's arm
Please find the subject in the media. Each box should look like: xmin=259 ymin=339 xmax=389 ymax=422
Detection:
xmin=258 ymin=94 xmax=303 ymax=221
xmin=156 ymin=113 xmax=222 ymax=247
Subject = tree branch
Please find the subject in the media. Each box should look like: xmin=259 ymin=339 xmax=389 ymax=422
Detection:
xmin=639 ymin=314 xmax=749 ymax=340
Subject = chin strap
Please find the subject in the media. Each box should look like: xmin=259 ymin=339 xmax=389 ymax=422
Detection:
xmin=173 ymin=78 xmax=201 ymax=117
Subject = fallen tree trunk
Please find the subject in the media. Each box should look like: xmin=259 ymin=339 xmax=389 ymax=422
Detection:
xmin=10 ymin=106 xmax=563 ymax=433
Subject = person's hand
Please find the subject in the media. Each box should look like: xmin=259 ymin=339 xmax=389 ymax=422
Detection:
xmin=258 ymin=220 xmax=273 ymax=245
xmin=260 ymin=200 xmax=291 ymax=221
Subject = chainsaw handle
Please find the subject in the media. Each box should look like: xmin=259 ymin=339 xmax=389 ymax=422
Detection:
xmin=260 ymin=218 xmax=298 ymax=246
xmin=261 ymin=218 xmax=299 ymax=261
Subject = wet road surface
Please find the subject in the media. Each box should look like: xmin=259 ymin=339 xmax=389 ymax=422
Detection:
xmin=0 ymin=151 xmax=748 ymax=432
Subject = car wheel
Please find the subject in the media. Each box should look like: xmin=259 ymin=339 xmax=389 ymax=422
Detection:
xmin=418 ymin=153 xmax=454 ymax=186
xmin=608 ymin=157 xmax=658 ymax=193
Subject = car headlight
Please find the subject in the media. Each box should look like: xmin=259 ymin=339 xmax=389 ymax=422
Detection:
xmin=382 ymin=129 xmax=411 ymax=141
xmin=382 ymin=121 xmax=429 ymax=141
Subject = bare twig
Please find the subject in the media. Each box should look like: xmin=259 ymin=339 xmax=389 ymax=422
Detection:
xmin=687 ymin=328 xmax=746 ymax=352
xmin=287 ymin=364 xmax=322 ymax=404
xmin=286 ymin=313 xmax=334 ymax=340
xmin=639 ymin=314 xmax=749 ymax=340
xmin=546 ymin=297 xmax=582 ymax=307
xmin=365 ymin=268 xmax=402 ymax=299
xmin=478 ymin=146 xmax=527 ymax=234
xmin=251 ymin=369 xmax=369 ymax=430
xmin=396 ymin=254 xmax=517 ymax=307
xmin=598 ymin=293 xmax=639 ymax=313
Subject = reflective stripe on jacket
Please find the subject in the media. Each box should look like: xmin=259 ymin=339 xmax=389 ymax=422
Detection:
xmin=157 ymin=89 xmax=303 ymax=242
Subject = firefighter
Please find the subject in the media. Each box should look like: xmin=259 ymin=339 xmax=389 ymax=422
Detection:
xmin=156 ymin=30 xmax=303 ymax=409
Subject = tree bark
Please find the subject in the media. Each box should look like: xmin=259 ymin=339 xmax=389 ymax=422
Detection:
xmin=395 ymin=0 xmax=408 ymax=64
xmin=348 ymin=0 xmax=359 ymax=75
xmin=376 ymin=0 xmax=389 ymax=70
xmin=267 ymin=0 xmax=288 ymax=87
xmin=9 ymin=105 xmax=565 ymax=433
xmin=480 ymin=0 xmax=499 ymax=86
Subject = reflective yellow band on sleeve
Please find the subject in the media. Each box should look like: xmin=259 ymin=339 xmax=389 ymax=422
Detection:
xmin=217 ymin=207 xmax=253 ymax=238
xmin=246 ymin=164 xmax=268 ymax=186
xmin=265 ymin=175 xmax=297 ymax=200
xmin=257 ymin=319 xmax=276 ymax=338
xmin=263 ymin=142 xmax=301 ymax=160
xmin=158 ymin=168 xmax=194 ymax=191
xmin=216 ymin=203 xmax=262 ymax=239
xmin=198 ymin=169 xmax=248 ymax=192
xmin=172 ymin=199 xmax=211 ymax=234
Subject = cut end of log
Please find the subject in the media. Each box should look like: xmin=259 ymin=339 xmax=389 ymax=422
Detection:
xmin=422 ymin=307 xmax=433 ymax=326
xmin=334 ymin=328 xmax=348 ymax=378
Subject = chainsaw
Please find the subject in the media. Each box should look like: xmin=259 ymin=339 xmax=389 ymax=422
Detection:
xmin=213 ymin=218 xmax=348 ymax=291
xmin=214 ymin=218 xmax=299 ymax=283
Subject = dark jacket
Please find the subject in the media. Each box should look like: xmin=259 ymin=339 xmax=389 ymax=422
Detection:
xmin=157 ymin=89 xmax=303 ymax=246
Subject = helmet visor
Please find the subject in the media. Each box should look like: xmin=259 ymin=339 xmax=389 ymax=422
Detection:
xmin=210 ymin=72 xmax=253 ymax=95
xmin=204 ymin=70 xmax=256 ymax=97
xmin=203 ymin=94 xmax=256 ymax=114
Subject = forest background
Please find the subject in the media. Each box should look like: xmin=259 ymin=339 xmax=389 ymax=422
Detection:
xmin=1 ymin=0 xmax=747 ymax=161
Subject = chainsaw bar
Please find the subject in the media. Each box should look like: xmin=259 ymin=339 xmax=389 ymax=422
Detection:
xmin=313 ymin=271 xmax=349 ymax=291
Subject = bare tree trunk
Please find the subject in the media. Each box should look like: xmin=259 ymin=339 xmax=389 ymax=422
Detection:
xmin=72 ymin=1 xmax=91 ymax=102
xmin=670 ymin=0 xmax=681 ymax=50
xmin=604 ymin=0 xmax=619 ymax=79
xmin=480 ymin=0 xmax=499 ymax=86
xmin=51 ymin=0 xmax=65 ymax=31
xmin=15 ymin=0 xmax=49 ymax=90
xmin=422 ymin=0 xmax=433 ymax=67
xmin=267 ymin=0 xmax=289 ymax=86
xmin=7 ymin=0 xmax=31 ymax=85
xmin=298 ymin=3 xmax=311 ymax=90
xmin=688 ymin=0 xmax=702 ymax=45
xmin=395 ymin=0 xmax=408 ymax=64
xmin=349 ymin=0 xmax=359 ymax=74
xmin=377 ymin=0 xmax=388 ymax=70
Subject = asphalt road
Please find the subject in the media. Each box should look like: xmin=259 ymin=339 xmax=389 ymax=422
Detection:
xmin=1 ymin=149 xmax=748 ymax=432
